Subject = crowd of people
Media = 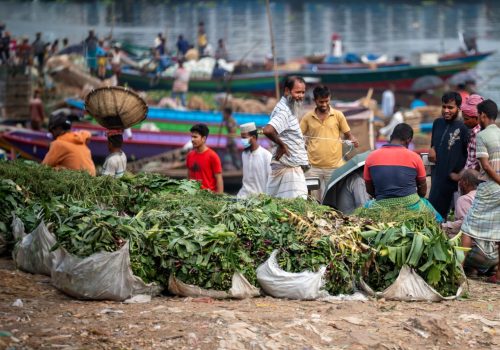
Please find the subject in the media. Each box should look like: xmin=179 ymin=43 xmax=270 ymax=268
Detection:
xmin=181 ymin=76 xmax=498 ymax=284
xmin=4 ymin=22 xmax=496 ymax=284
xmin=0 ymin=23 xmax=68 ymax=72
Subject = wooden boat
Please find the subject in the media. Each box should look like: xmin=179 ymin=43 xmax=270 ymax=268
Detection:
xmin=118 ymin=51 xmax=494 ymax=95
xmin=66 ymin=98 xmax=271 ymax=127
xmin=0 ymin=124 xmax=266 ymax=164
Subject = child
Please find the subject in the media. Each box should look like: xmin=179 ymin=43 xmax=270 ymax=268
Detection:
xmin=101 ymin=131 xmax=127 ymax=178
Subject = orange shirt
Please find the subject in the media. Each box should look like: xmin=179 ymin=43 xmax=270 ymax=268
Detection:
xmin=42 ymin=132 xmax=96 ymax=176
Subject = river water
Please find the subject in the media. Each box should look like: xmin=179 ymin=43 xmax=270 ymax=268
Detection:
xmin=2 ymin=0 xmax=500 ymax=102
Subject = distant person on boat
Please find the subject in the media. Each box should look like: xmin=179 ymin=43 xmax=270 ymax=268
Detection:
xmin=381 ymin=85 xmax=395 ymax=118
xmin=460 ymin=99 xmax=500 ymax=284
xmin=176 ymin=35 xmax=190 ymax=59
xmin=222 ymin=107 xmax=241 ymax=170
xmin=49 ymin=39 xmax=59 ymax=57
xmin=186 ymin=123 xmax=224 ymax=193
xmin=84 ymin=30 xmax=99 ymax=76
xmin=110 ymin=43 xmax=122 ymax=78
xmin=263 ymin=76 xmax=309 ymax=199
xmin=197 ymin=21 xmax=208 ymax=57
xmin=215 ymin=38 xmax=228 ymax=61
xmin=31 ymin=32 xmax=45 ymax=73
xmin=101 ymin=131 xmax=127 ymax=178
xmin=410 ymin=92 xmax=427 ymax=110
xmin=16 ymin=36 xmax=32 ymax=69
xmin=459 ymin=31 xmax=478 ymax=55
xmin=300 ymin=85 xmax=359 ymax=201
xmin=237 ymin=122 xmax=272 ymax=198
xmin=0 ymin=29 xmax=11 ymax=64
xmin=42 ymin=109 xmax=96 ymax=176
xmin=29 ymin=89 xmax=45 ymax=131
xmin=330 ymin=33 xmax=343 ymax=58
xmin=96 ymin=40 xmax=108 ymax=80
xmin=172 ymin=60 xmax=190 ymax=107
xmin=62 ymin=37 xmax=69 ymax=50
xmin=364 ymin=123 xmax=442 ymax=221
xmin=428 ymin=92 xmax=469 ymax=220
xmin=154 ymin=33 xmax=165 ymax=52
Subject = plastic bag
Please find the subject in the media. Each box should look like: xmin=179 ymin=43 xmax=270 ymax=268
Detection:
xmin=256 ymin=250 xmax=327 ymax=300
xmin=13 ymin=220 xmax=62 ymax=276
xmin=51 ymin=242 xmax=161 ymax=301
xmin=360 ymin=265 xmax=466 ymax=302
xmin=168 ymin=272 xmax=260 ymax=299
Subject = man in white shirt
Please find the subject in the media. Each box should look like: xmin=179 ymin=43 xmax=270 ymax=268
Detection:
xmin=101 ymin=132 xmax=127 ymax=178
xmin=237 ymin=122 xmax=272 ymax=198
xmin=381 ymin=85 xmax=395 ymax=118
xmin=263 ymin=76 xmax=310 ymax=199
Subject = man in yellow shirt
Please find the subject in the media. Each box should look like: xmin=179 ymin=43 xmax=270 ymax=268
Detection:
xmin=300 ymin=85 xmax=358 ymax=201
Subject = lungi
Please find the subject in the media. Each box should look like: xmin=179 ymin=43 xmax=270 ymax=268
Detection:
xmin=266 ymin=163 xmax=308 ymax=199
xmin=461 ymin=181 xmax=500 ymax=260
xmin=365 ymin=193 xmax=443 ymax=223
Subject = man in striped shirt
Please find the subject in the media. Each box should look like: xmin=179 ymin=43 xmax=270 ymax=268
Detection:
xmin=263 ymin=76 xmax=309 ymax=199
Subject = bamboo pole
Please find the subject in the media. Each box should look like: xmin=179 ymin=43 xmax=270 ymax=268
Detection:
xmin=265 ymin=0 xmax=280 ymax=100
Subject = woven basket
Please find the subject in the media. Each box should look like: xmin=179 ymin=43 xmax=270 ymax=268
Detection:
xmin=403 ymin=110 xmax=423 ymax=134
xmin=85 ymin=86 xmax=148 ymax=129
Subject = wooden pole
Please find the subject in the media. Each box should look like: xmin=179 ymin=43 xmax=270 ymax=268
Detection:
xmin=265 ymin=0 xmax=280 ymax=100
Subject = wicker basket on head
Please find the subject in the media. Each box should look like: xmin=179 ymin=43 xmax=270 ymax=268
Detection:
xmin=85 ymin=86 xmax=148 ymax=129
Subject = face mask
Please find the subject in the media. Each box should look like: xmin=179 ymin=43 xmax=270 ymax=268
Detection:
xmin=240 ymin=137 xmax=251 ymax=149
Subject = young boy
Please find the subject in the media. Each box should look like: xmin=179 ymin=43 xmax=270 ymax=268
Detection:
xmin=101 ymin=132 xmax=127 ymax=178
xmin=186 ymin=123 xmax=223 ymax=193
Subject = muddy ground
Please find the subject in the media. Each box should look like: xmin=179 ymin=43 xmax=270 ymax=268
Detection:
xmin=0 ymin=257 xmax=499 ymax=350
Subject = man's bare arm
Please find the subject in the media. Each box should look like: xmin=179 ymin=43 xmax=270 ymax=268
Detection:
xmin=479 ymin=157 xmax=500 ymax=185
xmin=215 ymin=173 xmax=224 ymax=193
xmin=344 ymin=131 xmax=359 ymax=148
xmin=417 ymin=178 xmax=427 ymax=197
xmin=263 ymin=124 xmax=290 ymax=160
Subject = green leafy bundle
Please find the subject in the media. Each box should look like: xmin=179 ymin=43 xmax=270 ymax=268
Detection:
xmin=0 ymin=179 xmax=26 ymax=251
xmin=356 ymin=207 xmax=465 ymax=296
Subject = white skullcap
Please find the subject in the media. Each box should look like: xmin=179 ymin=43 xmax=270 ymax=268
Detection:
xmin=240 ymin=122 xmax=257 ymax=133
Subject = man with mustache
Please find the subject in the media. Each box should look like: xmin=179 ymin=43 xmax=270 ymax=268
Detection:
xmin=263 ymin=76 xmax=309 ymax=199
xmin=428 ymin=92 xmax=470 ymax=219
xmin=300 ymin=85 xmax=359 ymax=202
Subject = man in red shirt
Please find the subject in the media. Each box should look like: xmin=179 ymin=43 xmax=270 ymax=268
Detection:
xmin=186 ymin=123 xmax=223 ymax=193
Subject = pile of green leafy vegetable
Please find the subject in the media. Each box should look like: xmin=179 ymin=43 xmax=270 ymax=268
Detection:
xmin=0 ymin=160 xmax=464 ymax=297
xmin=0 ymin=160 xmax=368 ymax=295
xmin=355 ymin=207 xmax=465 ymax=297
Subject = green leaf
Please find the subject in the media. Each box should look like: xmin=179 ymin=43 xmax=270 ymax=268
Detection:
xmin=432 ymin=242 xmax=448 ymax=262
xmin=427 ymin=265 xmax=441 ymax=286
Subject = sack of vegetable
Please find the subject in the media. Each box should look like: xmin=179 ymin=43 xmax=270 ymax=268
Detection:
xmin=256 ymin=250 xmax=328 ymax=300
xmin=360 ymin=266 xmax=466 ymax=302
xmin=51 ymin=242 xmax=161 ymax=301
xmin=168 ymin=272 xmax=260 ymax=299
xmin=13 ymin=220 xmax=63 ymax=276
xmin=356 ymin=208 xmax=468 ymax=301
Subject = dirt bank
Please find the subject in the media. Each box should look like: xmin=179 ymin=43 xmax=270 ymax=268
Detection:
xmin=0 ymin=258 xmax=499 ymax=349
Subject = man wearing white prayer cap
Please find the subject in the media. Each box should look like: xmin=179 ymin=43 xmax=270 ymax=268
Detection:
xmin=237 ymin=122 xmax=272 ymax=198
